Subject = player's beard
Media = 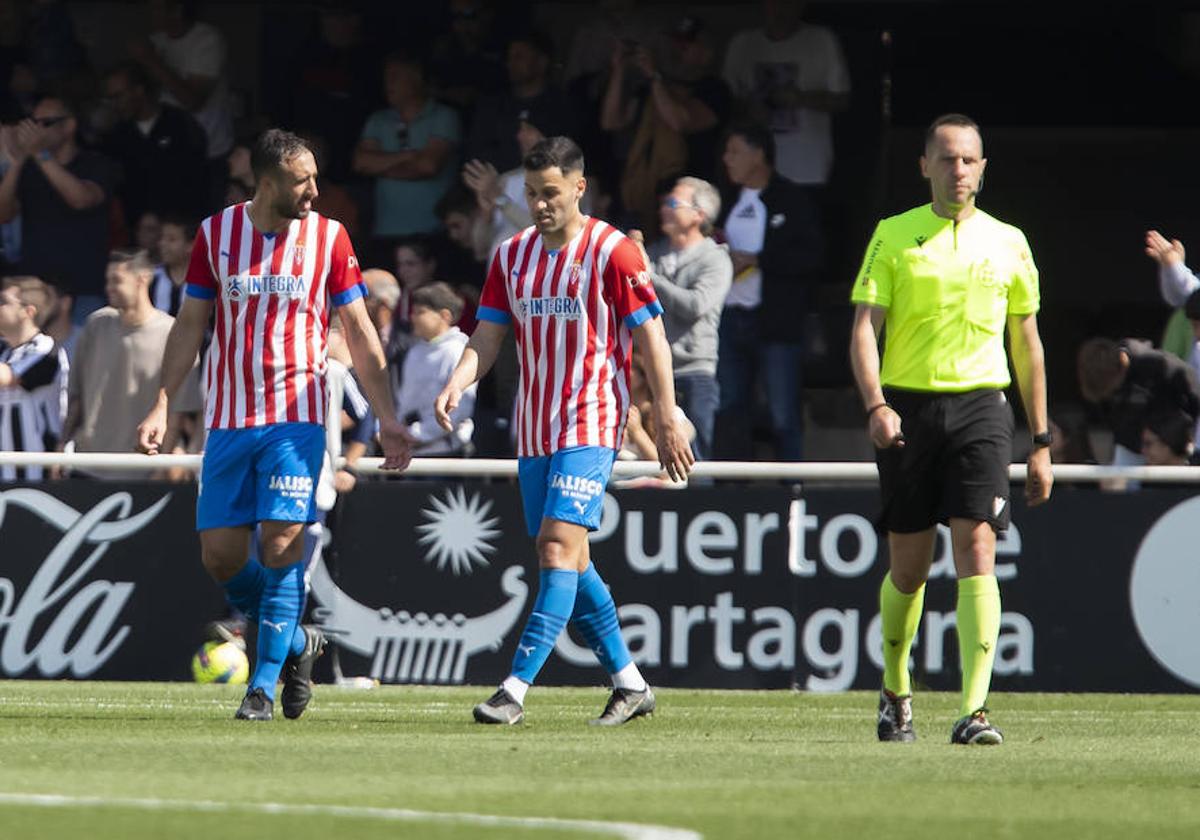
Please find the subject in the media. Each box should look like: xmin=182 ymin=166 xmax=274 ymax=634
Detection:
xmin=277 ymin=193 xmax=310 ymax=220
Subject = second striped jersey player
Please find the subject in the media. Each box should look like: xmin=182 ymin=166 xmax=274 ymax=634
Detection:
xmin=435 ymin=136 xmax=693 ymax=727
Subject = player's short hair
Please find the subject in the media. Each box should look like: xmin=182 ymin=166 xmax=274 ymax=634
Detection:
xmin=676 ymin=176 xmax=720 ymax=234
xmin=250 ymin=129 xmax=312 ymax=182
xmin=108 ymin=248 xmax=155 ymax=276
xmin=725 ymin=122 xmax=775 ymax=168
xmin=411 ymin=281 xmax=462 ymax=321
xmin=925 ymin=113 xmax=982 ymax=148
xmin=523 ymin=136 xmax=585 ymax=176
xmin=2 ymin=276 xmax=57 ymax=326
xmin=1077 ymin=337 xmax=1126 ymax=403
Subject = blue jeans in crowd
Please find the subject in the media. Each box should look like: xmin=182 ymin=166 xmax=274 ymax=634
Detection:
xmin=715 ymin=306 xmax=804 ymax=461
xmin=674 ymin=373 xmax=720 ymax=461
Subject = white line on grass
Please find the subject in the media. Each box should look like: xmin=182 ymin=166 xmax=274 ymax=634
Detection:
xmin=0 ymin=792 xmax=702 ymax=840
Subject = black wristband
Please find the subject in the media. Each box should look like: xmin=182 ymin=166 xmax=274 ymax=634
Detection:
xmin=867 ymin=402 xmax=892 ymax=417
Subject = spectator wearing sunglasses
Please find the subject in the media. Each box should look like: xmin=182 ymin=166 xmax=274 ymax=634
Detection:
xmin=629 ymin=177 xmax=731 ymax=460
xmin=0 ymin=95 xmax=117 ymax=326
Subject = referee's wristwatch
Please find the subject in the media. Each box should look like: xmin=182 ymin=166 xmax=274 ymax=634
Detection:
xmin=1031 ymin=430 xmax=1053 ymax=449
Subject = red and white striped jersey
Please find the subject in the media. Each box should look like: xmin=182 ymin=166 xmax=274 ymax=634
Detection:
xmin=477 ymin=217 xmax=662 ymax=457
xmin=185 ymin=203 xmax=366 ymax=430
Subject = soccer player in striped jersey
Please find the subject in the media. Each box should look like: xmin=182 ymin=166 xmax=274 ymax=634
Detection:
xmin=0 ymin=276 xmax=67 ymax=482
xmin=435 ymin=136 xmax=694 ymax=726
xmin=137 ymin=129 xmax=412 ymax=721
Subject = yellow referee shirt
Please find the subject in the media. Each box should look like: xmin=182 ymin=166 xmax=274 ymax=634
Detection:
xmin=851 ymin=204 xmax=1039 ymax=392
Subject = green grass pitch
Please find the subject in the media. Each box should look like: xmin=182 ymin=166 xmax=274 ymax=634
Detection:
xmin=1 ymin=682 xmax=1198 ymax=840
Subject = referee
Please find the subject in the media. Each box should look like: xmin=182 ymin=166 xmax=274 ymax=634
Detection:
xmin=849 ymin=113 xmax=1052 ymax=745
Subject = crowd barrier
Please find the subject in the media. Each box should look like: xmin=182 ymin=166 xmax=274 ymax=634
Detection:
xmin=0 ymin=454 xmax=1196 ymax=693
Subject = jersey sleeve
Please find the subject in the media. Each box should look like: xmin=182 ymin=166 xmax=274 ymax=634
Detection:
xmin=603 ymin=236 xmax=663 ymax=328
xmin=476 ymin=252 xmax=512 ymax=325
xmin=328 ymin=224 xmax=368 ymax=307
xmin=850 ymin=221 xmax=894 ymax=308
xmin=1006 ymin=229 xmax=1040 ymax=316
xmin=184 ymin=224 xmax=218 ymax=300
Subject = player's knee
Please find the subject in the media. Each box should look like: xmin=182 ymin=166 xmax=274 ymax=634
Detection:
xmin=259 ymin=532 xmax=304 ymax=568
xmin=954 ymin=537 xmax=995 ymax=576
xmin=200 ymin=548 xmax=245 ymax=583
xmin=535 ymin=536 xmax=578 ymax=570
xmin=889 ymin=568 xmax=927 ymax=593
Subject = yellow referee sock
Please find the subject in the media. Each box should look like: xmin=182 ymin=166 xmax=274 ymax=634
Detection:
xmin=879 ymin=573 xmax=925 ymax=696
xmin=956 ymin=574 xmax=1001 ymax=717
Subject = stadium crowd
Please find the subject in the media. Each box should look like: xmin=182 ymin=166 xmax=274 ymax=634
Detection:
xmin=0 ymin=0 xmax=1197 ymax=481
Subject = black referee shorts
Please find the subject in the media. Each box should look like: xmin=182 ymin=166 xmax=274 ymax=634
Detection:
xmin=875 ymin=388 xmax=1014 ymax=534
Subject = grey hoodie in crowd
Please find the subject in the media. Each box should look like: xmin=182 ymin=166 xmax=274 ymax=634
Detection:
xmin=647 ymin=236 xmax=733 ymax=377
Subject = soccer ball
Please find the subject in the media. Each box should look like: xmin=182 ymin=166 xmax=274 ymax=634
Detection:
xmin=192 ymin=640 xmax=249 ymax=685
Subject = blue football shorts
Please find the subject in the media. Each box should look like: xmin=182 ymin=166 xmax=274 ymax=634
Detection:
xmin=196 ymin=422 xmax=325 ymax=531
xmin=517 ymin=445 xmax=616 ymax=536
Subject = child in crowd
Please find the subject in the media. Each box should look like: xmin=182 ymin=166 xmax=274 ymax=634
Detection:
xmin=395 ymin=282 xmax=475 ymax=455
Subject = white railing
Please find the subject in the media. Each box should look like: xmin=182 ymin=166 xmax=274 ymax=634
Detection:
xmin=2 ymin=452 xmax=1200 ymax=483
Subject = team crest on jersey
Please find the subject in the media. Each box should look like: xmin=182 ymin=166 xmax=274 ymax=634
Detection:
xmin=567 ymin=261 xmax=584 ymax=296
xmin=292 ymin=245 xmax=306 ymax=266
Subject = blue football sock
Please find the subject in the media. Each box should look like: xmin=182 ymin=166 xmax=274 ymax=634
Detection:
xmin=509 ymin=568 xmax=578 ymax=685
xmin=221 ymin=558 xmax=266 ymax=621
xmin=288 ymin=622 xmax=306 ymax=657
xmin=571 ymin=563 xmax=632 ymax=674
xmin=249 ymin=560 xmax=305 ymax=696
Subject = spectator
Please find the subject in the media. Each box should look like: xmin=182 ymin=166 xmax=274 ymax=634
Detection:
xmin=434 ymin=183 xmax=492 ymax=271
xmin=361 ymin=267 xmax=404 ymax=401
xmin=149 ymin=215 xmax=194 ymax=316
xmin=0 ymin=94 xmax=118 ymax=324
xmin=462 ymin=119 xmax=545 ymax=254
xmin=430 ymin=0 xmax=505 ymax=115
xmin=131 ymin=0 xmax=235 ymax=205
xmin=465 ymin=32 xmax=578 ymax=174
xmin=134 ymin=211 xmax=162 ymax=263
xmin=715 ymin=123 xmax=822 ymax=461
xmin=362 ymin=267 xmax=400 ymax=350
xmin=722 ymin=0 xmax=850 ymax=186
xmin=226 ymin=143 xmax=255 ymax=196
xmin=394 ymin=236 xmax=477 ymax=335
xmin=631 ymin=176 xmax=731 ymax=460
xmin=1144 ymin=230 xmax=1200 ymax=440
xmin=0 ymin=275 xmax=67 ymax=482
xmin=1141 ymin=411 xmax=1194 ymax=467
xmin=39 ymin=278 xmax=78 ymax=360
xmin=395 ymin=281 xmax=475 ymax=456
xmin=1078 ymin=337 xmax=1200 ymax=469
xmin=353 ymin=51 xmax=460 ymax=241
xmin=101 ymin=60 xmax=208 ymax=227
xmin=563 ymin=0 xmax=657 ymax=87
xmin=289 ymin=6 xmax=376 ymax=181
xmin=601 ymin=15 xmax=731 ymax=230
xmin=62 ymin=249 xmax=196 ymax=478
